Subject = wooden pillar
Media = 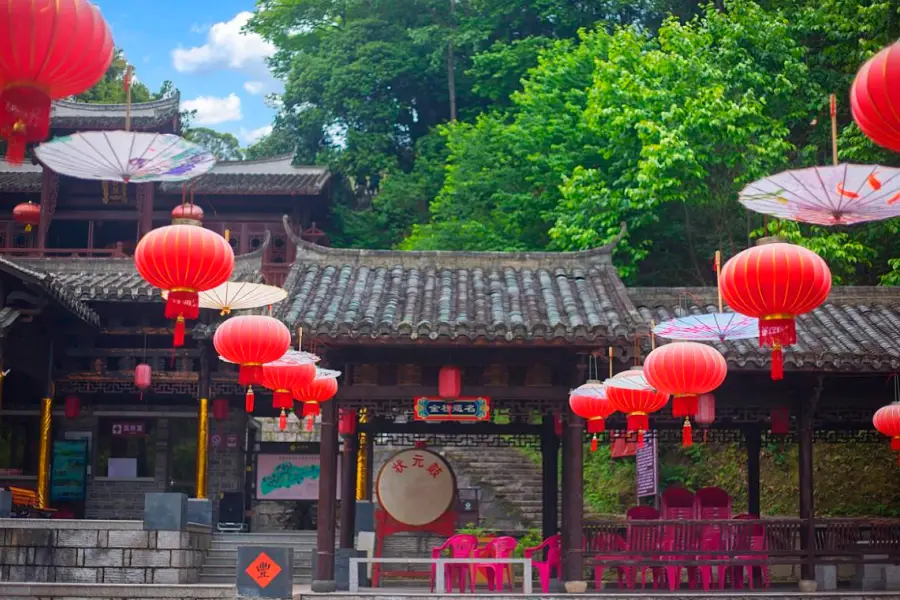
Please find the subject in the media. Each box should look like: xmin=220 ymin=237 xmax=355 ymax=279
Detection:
xmin=561 ymin=406 xmax=584 ymax=582
xmin=138 ymin=183 xmax=155 ymax=239
xmin=356 ymin=409 xmax=370 ymax=500
xmin=313 ymin=399 xmax=339 ymax=592
xmin=541 ymin=413 xmax=560 ymax=542
xmin=745 ymin=427 xmax=762 ymax=516
xmin=196 ymin=343 xmax=211 ymax=499
xmin=339 ymin=418 xmax=358 ymax=549
xmin=36 ymin=341 xmax=54 ymax=508
xmin=37 ymin=168 xmax=58 ymax=253
xmin=798 ymin=379 xmax=822 ymax=582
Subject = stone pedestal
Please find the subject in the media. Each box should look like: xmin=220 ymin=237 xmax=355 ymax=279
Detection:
xmin=143 ymin=493 xmax=187 ymax=531
xmin=188 ymin=498 xmax=213 ymax=528
xmin=885 ymin=564 xmax=900 ymax=590
xmin=355 ymin=501 xmax=374 ymax=533
xmin=815 ymin=565 xmax=837 ymax=591
xmin=0 ymin=489 xmax=11 ymax=517
xmin=855 ymin=556 xmax=889 ymax=590
xmin=237 ymin=546 xmax=294 ymax=598
xmin=335 ymin=548 xmax=366 ymax=591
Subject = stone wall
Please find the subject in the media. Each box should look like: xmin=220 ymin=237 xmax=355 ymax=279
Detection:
xmin=0 ymin=519 xmax=210 ymax=584
xmin=0 ymin=583 xmax=233 ymax=600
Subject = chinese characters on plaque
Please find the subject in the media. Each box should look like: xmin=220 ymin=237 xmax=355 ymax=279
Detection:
xmin=413 ymin=397 xmax=490 ymax=422
xmin=111 ymin=422 xmax=146 ymax=437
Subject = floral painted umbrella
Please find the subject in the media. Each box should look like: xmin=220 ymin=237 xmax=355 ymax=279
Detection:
xmin=653 ymin=312 xmax=758 ymax=342
xmin=163 ymin=282 xmax=287 ymax=315
xmin=34 ymin=131 xmax=216 ymax=183
xmin=738 ymin=163 xmax=900 ymax=226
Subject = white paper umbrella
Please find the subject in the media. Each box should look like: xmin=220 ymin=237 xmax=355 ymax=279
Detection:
xmin=220 ymin=349 xmax=320 ymax=366
xmin=653 ymin=313 xmax=759 ymax=342
xmin=35 ymin=131 xmax=216 ymax=183
xmin=315 ymin=368 xmax=341 ymax=380
xmin=163 ymin=282 xmax=287 ymax=315
xmin=739 ymin=163 xmax=900 ymax=226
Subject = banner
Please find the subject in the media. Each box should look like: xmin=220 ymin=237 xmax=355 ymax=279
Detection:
xmin=256 ymin=454 xmax=341 ymax=501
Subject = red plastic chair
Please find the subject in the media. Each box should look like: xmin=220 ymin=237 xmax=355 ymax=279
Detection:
xmin=624 ymin=506 xmax=663 ymax=589
xmin=730 ymin=514 xmax=770 ymax=589
xmin=488 ymin=536 xmax=518 ymax=591
xmin=591 ymin=531 xmax=627 ymax=590
xmin=660 ymin=487 xmax=698 ymax=590
xmin=472 ymin=545 xmax=499 ymax=592
xmin=694 ymin=487 xmax=732 ymax=520
xmin=430 ymin=534 xmax=478 ymax=593
xmin=523 ymin=534 xmax=561 ymax=593
xmin=694 ymin=487 xmax=732 ymax=589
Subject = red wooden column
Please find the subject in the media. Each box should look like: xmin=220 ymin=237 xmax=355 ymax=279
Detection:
xmin=313 ymin=398 xmax=339 ymax=592
xmin=36 ymin=168 xmax=59 ymax=253
xmin=561 ymin=403 xmax=584 ymax=582
xmin=137 ymin=182 xmax=155 ymax=238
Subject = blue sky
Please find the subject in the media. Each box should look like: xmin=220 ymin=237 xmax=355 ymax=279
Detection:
xmin=95 ymin=1 xmax=280 ymax=147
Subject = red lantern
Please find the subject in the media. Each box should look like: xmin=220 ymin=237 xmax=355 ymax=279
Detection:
xmin=171 ymin=203 xmax=204 ymax=226
xmin=606 ymin=369 xmax=669 ymax=446
xmin=695 ymin=393 xmax=716 ymax=444
xmin=134 ymin=207 xmax=234 ymax=347
xmin=851 ymin=43 xmax=900 ymax=152
xmin=214 ymin=316 xmax=291 ymax=388
xmin=339 ymin=409 xmax=357 ymax=436
xmin=643 ymin=342 xmax=727 ymax=421
xmin=0 ymin=0 xmax=113 ymax=163
xmin=13 ymin=202 xmax=41 ymax=232
xmin=262 ymin=359 xmax=317 ymax=430
xmin=438 ymin=366 xmax=462 ymax=398
xmin=135 ymin=363 xmax=152 ymax=390
xmin=569 ymin=381 xmax=615 ymax=452
xmin=213 ymin=398 xmax=229 ymax=422
xmin=874 ymin=404 xmax=900 ymax=462
xmin=294 ymin=375 xmax=338 ymax=431
xmin=771 ymin=407 xmax=790 ymax=435
xmin=64 ymin=395 xmax=80 ymax=419
xmin=720 ymin=242 xmax=831 ymax=380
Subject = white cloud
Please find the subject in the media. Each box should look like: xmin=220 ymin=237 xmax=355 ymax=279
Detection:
xmin=240 ymin=125 xmax=273 ymax=145
xmin=172 ymin=12 xmax=274 ymax=78
xmin=243 ymin=80 xmax=265 ymax=95
xmin=182 ymin=94 xmax=242 ymax=125
xmin=190 ymin=23 xmax=209 ymax=34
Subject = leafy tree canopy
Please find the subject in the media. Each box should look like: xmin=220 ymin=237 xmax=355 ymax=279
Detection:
xmin=183 ymin=127 xmax=244 ymax=162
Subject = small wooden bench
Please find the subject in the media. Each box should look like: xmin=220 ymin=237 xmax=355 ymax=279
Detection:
xmin=7 ymin=486 xmax=56 ymax=518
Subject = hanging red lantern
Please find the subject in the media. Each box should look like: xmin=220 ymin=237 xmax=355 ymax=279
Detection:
xmin=606 ymin=369 xmax=669 ymax=447
xmin=554 ymin=413 xmax=562 ymax=437
xmin=851 ymin=42 xmax=900 ymax=152
xmin=338 ymin=409 xmax=357 ymax=436
xmin=213 ymin=398 xmax=229 ymax=422
xmin=720 ymin=241 xmax=831 ymax=380
xmin=214 ymin=316 xmax=291 ymax=389
xmin=438 ymin=366 xmax=462 ymax=398
xmin=0 ymin=0 xmax=113 ymax=164
xmin=135 ymin=363 xmax=152 ymax=390
xmin=874 ymin=403 xmax=900 ymax=463
xmin=134 ymin=206 xmax=234 ymax=348
xmin=13 ymin=201 xmax=41 ymax=232
xmin=294 ymin=370 xmax=339 ymax=431
xmin=771 ymin=407 xmax=790 ymax=435
xmin=569 ymin=381 xmax=615 ymax=452
xmin=695 ymin=393 xmax=716 ymax=427
xmin=262 ymin=358 xmax=317 ymax=431
xmin=64 ymin=395 xmax=80 ymax=419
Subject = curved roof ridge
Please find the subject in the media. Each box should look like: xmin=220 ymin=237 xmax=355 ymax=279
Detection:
xmin=215 ymin=154 xmax=295 ymax=167
xmin=53 ymin=94 xmax=180 ymax=112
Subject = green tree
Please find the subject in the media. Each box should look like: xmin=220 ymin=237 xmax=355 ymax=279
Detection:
xmin=184 ymin=128 xmax=244 ymax=162
xmin=74 ymin=49 xmax=173 ymax=105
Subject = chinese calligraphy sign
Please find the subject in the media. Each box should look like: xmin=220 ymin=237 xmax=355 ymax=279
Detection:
xmin=413 ymin=397 xmax=490 ymax=422
xmin=376 ymin=448 xmax=456 ymax=527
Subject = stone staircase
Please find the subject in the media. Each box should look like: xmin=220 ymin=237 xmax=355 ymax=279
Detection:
xmin=443 ymin=445 xmax=600 ymax=529
xmin=198 ymin=531 xmax=317 ymax=584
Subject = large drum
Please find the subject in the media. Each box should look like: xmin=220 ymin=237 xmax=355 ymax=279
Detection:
xmin=376 ymin=448 xmax=456 ymax=526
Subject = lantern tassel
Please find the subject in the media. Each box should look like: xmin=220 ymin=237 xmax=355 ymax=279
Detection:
xmin=682 ymin=418 xmax=693 ymax=448
xmin=173 ymin=316 xmax=186 ymax=347
xmin=303 ymin=402 xmax=320 ymax=432
xmin=590 ymin=435 xmax=598 ymax=453
xmin=279 ymin=409 xmax=287 ymax=431
xmin=245 ymin=387 xmax=255 ymax=413
xmin=771 ymin=346 xmax=784 ymax=381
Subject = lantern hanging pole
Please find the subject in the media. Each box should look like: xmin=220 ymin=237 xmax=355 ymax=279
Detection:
xmin=124 ymin=65 xmax=133 ymax=132
xmin=830 ymin=93 xmax=838 ymax=166
xmin=608 ymin=346 xmax=613 ymax=379
xmin=650 ymin=320 xmax=656 ymax=351
xmin=715 ymin=250 xmax=723 ymax=313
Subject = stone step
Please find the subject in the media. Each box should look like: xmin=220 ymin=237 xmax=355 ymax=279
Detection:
xmin=201 ymin=556 xmax=314 ymax=567
xmin=200 ymin=566 xmax=310 ymax=577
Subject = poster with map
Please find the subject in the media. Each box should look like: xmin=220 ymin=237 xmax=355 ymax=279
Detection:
xmin=255 ymin=454 xmax=341 ymax=501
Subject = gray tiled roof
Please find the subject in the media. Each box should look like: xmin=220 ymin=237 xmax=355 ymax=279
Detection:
xmin=158 ymin=155 xmax=331 ymax=195
xmin=11 ymin=231 xmax=269 ymax=303
xmin=630 ymin=286 xmax=900 ymax=372
xmin=277 ymin=217 xmax=642 ymax=343
xmin=0 ymin=256 xmax=98 ymax=326
xmin=51 ymin=96 xmax=181 ymax=131
xmin=0 ymin=160 xmax=42 ymax=192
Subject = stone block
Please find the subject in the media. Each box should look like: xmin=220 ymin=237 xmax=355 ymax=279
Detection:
xmin=334 ymin=548 xmax=367 ymax=591
xmin=355 ymin=501 xmax=375 ymax=532
xmin=102 ymin=567 xmax=148 ymax=583
xmin=7 ymin=564 xmax=50 ymax=582
xmin=156 ymin=530 xmax=188 ymax=549
xmin=815 ymin=564 xmax=837 ymax=591
xmin=187 ymin=498 xmax=213 ymax=528
xmin=8 ymin=528 xmax=54 ymax=547
xmin=143 ymin=492 xmax=187 ymax=531
xmin=237 ymin=545 xmax=294 ymax=599
xmin=54 ymin=566 xmax=100 ymax=583
xmin=54 ymin=549 xmax=78 ymax=567
xmin=0 ymin=546 xmax=27 ymax=565
xmin=56 ymin=530 xmax=99 ymax=548
xmin=83 ymin=548 xmax=124 ymax=567
xmin=31 ymin=546 xmax=54 ymax=566
xmin=129 ymin=549 xmax=172 ymax=567
xmin=0 ymin=490 xmax=11 ymax=517
xmin=886 ymin=564 xmax=900 ymax=590
xmin=153 ymin=567 xmax=182 ymax=583
xmin=107 ymin=530 xmax=150 ymax=549
xmin=169 ymin=549 xmax=194 ymax=568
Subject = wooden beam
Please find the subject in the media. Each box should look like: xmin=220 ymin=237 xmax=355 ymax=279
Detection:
xmin=337 ymin=385 xmax=569 ymax=402
xmin=64 ymin=348 xmax=200 ymax=357
xmin=357 ymin=420 xmax=541 ymax=435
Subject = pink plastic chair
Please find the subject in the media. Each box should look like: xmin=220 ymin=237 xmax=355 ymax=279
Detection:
xmin=430 ymin=534 xmax=478 ymax=593
xmin=523 ymin=534 xmax=561 ymax=593
xmin=695 ymin=487 xmax=732 ymax=520
xmin=729 ymin=514 xmax=770 ymax=589
xmin=487 ymin=536 xmax=518 ymax=591
xmin=624 ymin=506 xmax=663 ymax=589
xmin=660 ymin=487 xmax=698 ymax=590
xmin=694 ymin=487 xmax=732 ymax=589
xmin=591 ymin=531 xmax=627 ymax=590
xmin=472 ymin=545 xmax=499 ymax=592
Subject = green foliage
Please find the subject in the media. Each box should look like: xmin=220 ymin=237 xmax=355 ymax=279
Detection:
xmin=184 ymin=128 xmax=244 ymax=161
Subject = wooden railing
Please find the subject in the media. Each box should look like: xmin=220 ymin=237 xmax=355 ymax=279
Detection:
xmin=583 ymin=518 xmax=900 ymax=568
